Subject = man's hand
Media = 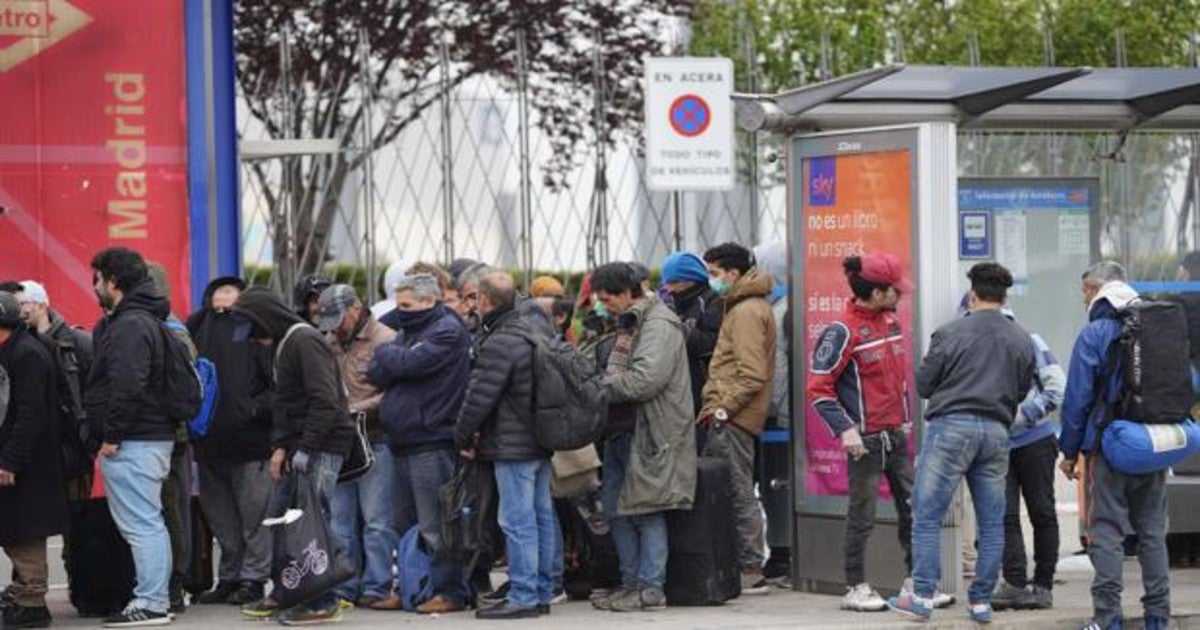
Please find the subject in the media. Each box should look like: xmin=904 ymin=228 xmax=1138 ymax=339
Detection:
xmin=269 ymin=448 xmax=288 ymax=482
xmin=98 ymin=442 xmax=120 ymax=458
xmin=1059 ymin=456 xmax=1078 ymax=481
xmin=841 ymin=428 xmax=867 ymax=461
xmin=460 ymin=446 xmax=477 ymax=461
xmin=0 ymin=469 xmax=15 ymax=487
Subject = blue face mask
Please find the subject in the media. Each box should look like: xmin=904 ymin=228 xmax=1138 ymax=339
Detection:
xmin=709 ymin=277 xmax=731 ymax=296
xmin=593 ymin=302 xmax=609 ymax=318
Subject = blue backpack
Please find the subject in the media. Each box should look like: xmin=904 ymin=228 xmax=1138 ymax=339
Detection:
xmin=163 ymin=320 xmax=219 ymax=438
xmin=398 ymin=524 xmax=475 ymax=611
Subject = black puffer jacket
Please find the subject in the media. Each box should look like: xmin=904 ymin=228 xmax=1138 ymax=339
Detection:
xmin=187 ymin=278 xmax=274 ymax=463
xmin=454 ymin=306 xmax=548 ymax=461
xmin=85 ymin=279 xmax=176 ymax=444
xmin=232 ymin=288 xmax=352 ymax=457
xmin=667 ymin=284 xmax=724 ymax=414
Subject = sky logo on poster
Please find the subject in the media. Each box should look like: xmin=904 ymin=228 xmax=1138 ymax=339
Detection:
xmin=809 ymin=156 xmax=836 ymax=207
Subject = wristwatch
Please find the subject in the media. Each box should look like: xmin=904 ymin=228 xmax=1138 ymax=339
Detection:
xmin=714 ymin=409 xmax=729 ymax=422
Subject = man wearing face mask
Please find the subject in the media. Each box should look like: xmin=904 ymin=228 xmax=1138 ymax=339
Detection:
xmin=367 ymin=274 xmax=473 ymax=614
xmin=292 ymin=275 xmax=333 ymax=326
xmin=186 ymin=277 xmax=276 ymax=607
xmin=698 ymin=243 xmax=776 ymax=595
xmin=661 ymin=252 xmax=724 ymax=418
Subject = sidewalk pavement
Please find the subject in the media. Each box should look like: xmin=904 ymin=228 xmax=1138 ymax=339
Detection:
xmin=32 ymin=558 xmax=1200 ymax=629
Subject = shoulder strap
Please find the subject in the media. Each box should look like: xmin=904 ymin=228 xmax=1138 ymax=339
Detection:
xmin=273 ymin=323 xmax=309 ymax=383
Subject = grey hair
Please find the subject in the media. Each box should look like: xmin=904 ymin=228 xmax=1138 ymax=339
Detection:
xmin=394 ymin=274 xmax=442 ymax=301
xmin=458 ymin=263 xmax=493 ymax=289
xmin=1082 ymin=260 xmax=1126 ymax=285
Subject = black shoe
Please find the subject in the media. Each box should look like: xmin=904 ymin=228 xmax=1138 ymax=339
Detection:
xmin=475 ymin=601 xmax=540 ymax=620
xmin=3 ymin=605 xmax=51 ymax=629
xmin=102 ymin=607 xmax=171 ymax=627
xmin=479 ymin=581 xmax=510 ymax=606
xmin=537 ymin=604 xmax=550 ymax=616
xmin=168 ymin=597 xmax=186 ymax=615
xmin=194 ymin=581 xmax=238 ymax=605
xmin=226 ymin=582 xmax=264 ymax=606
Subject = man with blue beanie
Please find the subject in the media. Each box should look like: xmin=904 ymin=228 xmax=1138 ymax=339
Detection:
xmin=661 ymin=252 xmax=724 ymax=417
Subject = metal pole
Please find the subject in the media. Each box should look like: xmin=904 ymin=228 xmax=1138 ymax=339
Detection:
xmin=516 ymin=29 xmax=534 ymax=289
xmin=744 ymin=23 xmax=759 ymax=246
xmin=673 ymin=191 xmax=683 ymax=251
xmin=279 ymin=27 xmax=295 ymax=303
xmin=587 ymin=33 xmax=609 ymax=268
xmin=358 ymin=28 xmax=378 ymax=304
xmin=439 ymin=35 xmax=455 ymax=265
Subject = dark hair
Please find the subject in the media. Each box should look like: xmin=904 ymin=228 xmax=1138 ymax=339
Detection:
xmin=292 ymin=274 xmax=333 ymax=306
xmin=479 ymin=272 xmax=517 ymax=311
xmin=551 ymin=297 xmax=575 ymax=321
xmin=1182 ymin=251 xmax=1200 ymax=281
xmin=703 ymin=242 xmax=753 ymax=274
xmin=590 ymin=262 xmax=645 ymax=298
xmin=91 ymin=247 xmax=148 ymax=292
xmin=0 ymin=281 xmax=23 ymax=293
xmin=842 ymin=256 xmax=888 ymax=301
xmin=968 ymin=262 xmax=1014 ymax=303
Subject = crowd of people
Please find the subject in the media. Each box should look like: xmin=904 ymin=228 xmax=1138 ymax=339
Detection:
xmin=0 ymin=245 xmax=1195 ymax=630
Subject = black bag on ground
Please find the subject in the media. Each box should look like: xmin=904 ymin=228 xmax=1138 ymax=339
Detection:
xmin=1111 ymin=301 xmax=1195 ymax=423
xmin=520 ymin=332 xmax=607 ymax=451
xmin=186 ymin=495 xmax=214 ymax=596
xmin=268 ymin=476 xmax=355 ymax=609
xmin=66 ymin=498 xmax=135 ymax=617
xmin=664 ymin=456 xmax=741 ymax=606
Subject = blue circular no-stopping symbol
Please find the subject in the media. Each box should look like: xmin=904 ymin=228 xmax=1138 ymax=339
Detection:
xmin=669 ymin=94 xmax=711 ymax=137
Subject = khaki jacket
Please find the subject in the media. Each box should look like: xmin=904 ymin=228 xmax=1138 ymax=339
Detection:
xmin=702 ymin=268 xmax=776 ymax=436
xmin=331 ymin=315 xmax=396 ymax=442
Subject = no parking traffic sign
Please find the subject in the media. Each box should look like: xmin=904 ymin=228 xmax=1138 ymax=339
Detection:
xmin=645 ymin=57 xmax=734 ymax=191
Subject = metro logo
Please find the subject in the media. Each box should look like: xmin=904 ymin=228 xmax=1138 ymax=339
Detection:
xmin=0 ymin=1 xmax=47 ymax=37
xmin=0 ymin=0 xmax=90 ymax=72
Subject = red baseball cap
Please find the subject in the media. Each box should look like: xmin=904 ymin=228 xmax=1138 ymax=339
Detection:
xmin=859 ymin=252 xmax=912 ymax=292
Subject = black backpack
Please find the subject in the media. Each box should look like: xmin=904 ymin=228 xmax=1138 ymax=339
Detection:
xmin=519 ymin=332 xmax=607 ymax=451
xmin=144 ymin=316 xmax=204 ymax=426
xmin=42 ymin=333 xmax=92 ymax=477
xmin=1105 ymin=300 xmax=1195 ymax=424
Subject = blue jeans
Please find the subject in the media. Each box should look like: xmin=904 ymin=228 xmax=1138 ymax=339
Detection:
xmin=101 ymin=440 xmax=174 ymax=613
xmin=330 ymin=444 xmax=398 ymax=600
xmin=911 ymin=415 xmax=1009 ymax=604
xmin=602 ymin=432 xmax=668 ymax=590
xmin=494 ymin=459 xmax=555 ymax=608
xmin=394 ymin=447 xmax=466 ymax=604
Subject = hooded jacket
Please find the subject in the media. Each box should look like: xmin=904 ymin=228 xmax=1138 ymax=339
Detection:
xmin=85 ymin=278 xmax=177 ymax=443
xmin=701 ymin=268 xmax=777 ymax=435
xmin=368 ymin=303 xmax=471 ymax=454
xmin=1060 ymin=281 xmax=1140 ymax=459
xmin=454 ymin=306 xmax=548 ymax=461
xmin=232 ymin=288 xmax=353 ymax=457
xmin=186 ymin=277 xmax=274 ymax=463
xmin=754 ymin=241 xmax=791 ymax=426
xmin=0 ymin=326 xmax=67 ymax=546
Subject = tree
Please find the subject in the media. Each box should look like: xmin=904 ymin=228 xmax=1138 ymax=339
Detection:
xmin=234 ymin=0 xmax=688 ymax=287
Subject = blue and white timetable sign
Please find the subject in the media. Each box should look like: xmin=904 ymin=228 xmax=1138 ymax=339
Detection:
xmin=959 ymin=210 xmax=992 ymax=259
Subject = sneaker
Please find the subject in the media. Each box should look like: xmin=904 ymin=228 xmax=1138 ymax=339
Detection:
xmin=549 ymin=588 xmax=569 ymax=605
xmin=194 ymin=581 xmax=238 ymax=605
xmin=741 ymin=571 xmax=771 ymax=596
xmin=609 ymin=588 xmax=666 ymax=613
xmin=277 ymin=602 xmax=343 ymax=626
xmin=337 ymin=599 xmax=355 ymax=610
xmin=1020 ymin=584 xmax=1053 ymax=610
xmin=886 ymin=593 xmax=933 ymax=621
xmin=842 ymin=583 xmax=887 ymax=612
xmin=1144 ymin=617 xmax=1169 ymax=630
xmin=415 ymin=595 xmax=465 ymax=614
xmin=227 ymin=582 xmax=265 ymax=606
xmin=967 ymin=601 xmax=992 ymax=624
xmin=990 ymin=581 xmax=1026 ymax=611
xmin=479 ymin=581 xmax=510 ymax=607
xmin=240 ymin=597 xmax=280 ymax=619
xmin=591 ymin=586 xmax=635 ymax=611
xmin=900 ymin=578 xmax=955 ymax=609
xmin=103 ymin=607 xmax=172 ymax=627
xmin=3 ymin=604 xmax=52 ymax=629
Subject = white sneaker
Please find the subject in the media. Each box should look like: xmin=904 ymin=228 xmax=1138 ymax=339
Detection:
xmin=841 ymin=583 xmax=887 ymax=611
xmin=900 ymin=578 xmax=956 ymax=609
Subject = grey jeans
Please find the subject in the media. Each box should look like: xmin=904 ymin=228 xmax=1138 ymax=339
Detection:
xmin=198 ymin=459 xmax=274 ymax=583
xmin=702 ymin=422 xmax=765 ymax=570
xmin=1087 ymin=453 xmax=1170 ymax=627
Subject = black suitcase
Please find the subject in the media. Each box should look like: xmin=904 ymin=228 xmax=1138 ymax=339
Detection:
xmin=664 ymin=456 xmax=741 ymax=605
xmin=65 ymin=499 xmax=135 ymax=617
